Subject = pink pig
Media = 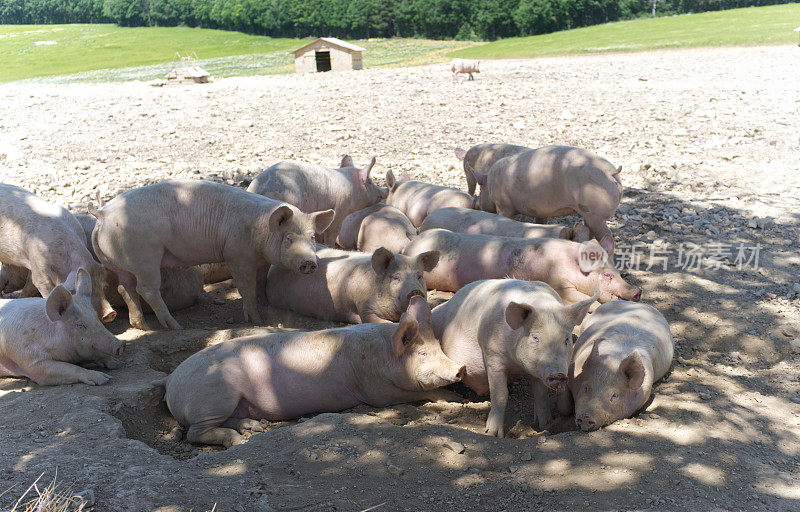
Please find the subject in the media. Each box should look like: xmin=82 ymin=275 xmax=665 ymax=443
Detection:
xmin=384 ymin=170 xmax=476 ymax=228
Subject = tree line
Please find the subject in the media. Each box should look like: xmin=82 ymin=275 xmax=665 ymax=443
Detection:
xmin=0 ymin=0 xmax=791 ymax=40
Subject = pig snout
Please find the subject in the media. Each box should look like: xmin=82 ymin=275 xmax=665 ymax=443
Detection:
xmin=546 ymin=373 xmax=568 ymax=391
xmin=113 ymin=340 xmax=126 ymax=357
xmin=630 ymin=288 xmax=642 ymax=301
xmin=299 ymin=260 xmax=317 ymax=274
xmin=576 ymin=414 xmax=598 ymax=432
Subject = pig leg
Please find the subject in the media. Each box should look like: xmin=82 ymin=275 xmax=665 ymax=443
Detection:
xmin=556 ymin=389 xmax=574 ymax=418
xmin=532 ymin=378 xmax=552 ymax=430
xmin=583 ymin=216 xmax=614 ymax=255
xmin=227 ymin=260 xmax=262 ymax=324
xmin=535 ymin=217 xmax=548 ymax=224
xmin=116 ymin=272 xmax=149 ymax=330
xmin=256 ymin=264 xmax=268 ymax=304
xmin=221 ymin=418 xmax=261 ymax=434
xmin=494 ymin=204 xmax=516 ymax=220
xmin=134 ymin=267 xmax=182 ymax=330
xmin=359 ymin=311 xmax=393 ymax=324
xmin=322 ymin=219 xmax=341 ymax=247
xmin=557 ymin=286 xmax=594 ymax=306
xmin=187 ymin=423 xmax=245 ymax=448
xmin=19 ymin=275 xmax=40 ymax=298
xmin=485 ymin=364 xmax=509 ymax=437
xmin=26 ymin=360 xmax=111 ymax=386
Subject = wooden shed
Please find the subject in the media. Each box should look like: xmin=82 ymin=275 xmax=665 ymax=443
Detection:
xmin=290 ymin=37 xmax=365 ymax=74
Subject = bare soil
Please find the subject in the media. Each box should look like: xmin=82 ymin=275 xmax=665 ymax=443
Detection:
xmin=1 ymin=45 xmax=799 ymax=512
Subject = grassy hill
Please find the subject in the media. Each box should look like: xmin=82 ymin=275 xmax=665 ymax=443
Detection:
xmin=450 ymin=3 xmax=800 ymax=59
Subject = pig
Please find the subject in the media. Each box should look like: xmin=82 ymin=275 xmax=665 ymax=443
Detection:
xmin=403 ymin=229 xmax=641 ymax=306
xmin=0 ymin=184 xmax=115 ymax=322
xmin=558 ymin=300 xmax=674 ymax=431
xmin=247 ymin=155 xmax=385 ymax=247
xmin=160 ymin=295 xmax=465 ymax=447
xmin=419 ymin=207 xmax=591 ymax=242
xmin=75 ymin=214 xmax=204 ymax=313
xmin=91 ymin=180 xmax=335 ymax=330
xmin=0 ymin=263 xmax=31 ymax=296
xmin=450 ymin=58 xmax=480 ymax=80
xmin=454 ymin=143 xmax=529 ymax=196
xmin=0 ymin=268 xmax=125 ymax=386
xmin=432 ymin=279 xmax=597 ymax=436
xmin=267 ymin=246 xmax=440 ymax=324
xmin=468 ymin=146 xmax=622 ymax=255
xmin=384 ymin=169 xmax=476 ymax=228
xmin=200 ymin=262 xmax=232 ymax=284
xmin=336 ymin=203 xmax=417 ymax=253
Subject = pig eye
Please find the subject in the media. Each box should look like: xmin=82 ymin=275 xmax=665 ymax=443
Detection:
xmin=416 ymin=273 xmax=423 ymax=280
xmin=610 ymin=392 xmax=619 ymax=402
xmin=285 ymin=235 xmax=293 ymax=246
xmin=392 ymin=274 xmax=401 ymax=281
xmin=565 ymin=335 xmax=572 ymax=346
xmin=531 ymin=335 xmax=540 ymax=343
xmin=417 ymin=349 xmax=427 ymax=357
xmin=603 ymin=270 xmax=613 ymax=279
xmin=76 ymin=322 xmax=87 ymax=329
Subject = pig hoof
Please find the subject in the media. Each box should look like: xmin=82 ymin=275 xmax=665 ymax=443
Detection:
xmin=99 ymin=358 xmax=123 ymax=370
xmin=223 ymin=433 xmax=246 ymax=448
xmin=485 ymin=418 xmax=505 ymax=438
xmin=83 ymin=371 xmax=111 ymax=386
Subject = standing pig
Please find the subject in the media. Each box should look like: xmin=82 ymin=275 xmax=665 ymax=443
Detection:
xmin=0 ymin=184 xmax=114 ymax=322
xmin=450 ymin=58 xmax=480 ymax=80
xmin=92 ymin=180 xmax=334 ymax=330
xmin=432 ymin=279 xmax=597 ymax=436
xmin=247 ymin=155 xmax=385 ymax=246
xmin=455 ymin=143 xmax=529 ymax=196
xmin=419 ymin=207 xmax=591 ymax=242
xmin=336 ymin=203 xmax=417 ymax=253
xmin=384 ymin=170 xmax=476 ymax=228
xmin=0 ymin=269 xmax=125 ymax=386
xmin=469 ymin=146 xmax=622 ymax=255
xmin=558 ymin=301 xmax=673 ymax=431
xmin=161 ymin=295 xmax=465 ymax=447
xmin=403 ymin=229 xmax=641 ymax=305
xmin=267 ymin=246 xmax=439 ymax=323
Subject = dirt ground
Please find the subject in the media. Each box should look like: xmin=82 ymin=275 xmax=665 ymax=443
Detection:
xmin=1 ymin=45 xmax=799 ymax=512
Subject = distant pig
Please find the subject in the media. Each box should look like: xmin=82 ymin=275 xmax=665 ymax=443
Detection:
xmin=385 ymin=169 xmax=476 ymax=228
xmin=336 ymin=203 xmax=417 ymax=253
xmin=0 ymin=269 xmax=125 ymax=386
xmin=92 ymin=180 xmax=334 ymax=330
xmin=0 ymin=184 xmax=114 ymax=322
xmin=455 ymin=143 xmax=529 ymax=196
xmin=248 ymin=155 xmax=385 ymax=246
xmin=469 ymin=146 xmax=622 ymax=254
xmin=420 ymin=207 xmax=582 ymax=240
xmin=450 ymin=58 xmax=480 ymax=80
xmin=558 ymin=301 xmax=674 ymax=431
xmin=161 ymin=295 xmax=465 ymax=447
xmin=268 ymin=246 xmax=439 ymax=323
xmin=432 ymin=279 xmax=597 ymax=436
xmin=403 ymin=229 xmax=641 ymax=305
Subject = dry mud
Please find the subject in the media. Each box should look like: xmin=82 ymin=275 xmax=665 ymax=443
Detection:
xmin=1 ymin=45 xmax=799 ymax=511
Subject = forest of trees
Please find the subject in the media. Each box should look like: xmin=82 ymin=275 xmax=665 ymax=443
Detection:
xmin=0 ymin=0 xmax=791 ymax=40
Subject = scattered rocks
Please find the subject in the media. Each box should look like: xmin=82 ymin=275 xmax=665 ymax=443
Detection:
xmin=443 ymin=440 xmax=465 ymax=454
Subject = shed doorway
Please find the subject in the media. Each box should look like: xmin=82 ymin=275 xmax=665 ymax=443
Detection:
xmin=315 ymin=50 xmax=332 ymax=72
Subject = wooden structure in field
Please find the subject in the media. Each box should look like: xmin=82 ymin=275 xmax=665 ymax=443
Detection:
xmin=290 ymin=38 xmax=365 ymax=74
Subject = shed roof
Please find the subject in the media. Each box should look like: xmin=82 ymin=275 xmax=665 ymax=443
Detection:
xmin=290 ymin=37 xmax=366 ymax=55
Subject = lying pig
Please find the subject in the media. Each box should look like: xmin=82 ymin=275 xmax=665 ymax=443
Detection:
xmin=0 ymin=184 xmax=114 ymax=322
xmin=558 ymin=300 xmax=674 ymax=431
xmin=161 ymin=295 xmax=465 ymax=447
xmin=455 ymin=143 xmax=529 ymax=196
xmin=248 ymin=155 xmax=385 ymax=246
xmin=403 ymin=229 xmax=641 ymax=305
xmin=469 ymin=146 xmax=622 ymax=255
xmin=92 ymin=180 xmax=334 ymax=330
xmin=419 ymin=207 xmax=591 ymax=242
xmin=199 ymin=262 xmax=232 ymax=284
xmin=450 ymin=58 xmax=480 ymax=80
xmin=432 ymin=280 xmax=597 ymax=436
xmin=0 ymin=269 xmax=124 ymax=386
xmin=336 ymin=203 xmax=417 ymax=253
xmin=0 ymin=263 xmax=31 ymax=296
xmin=385 ymin=169 xmax=476 ymax=228
xmin=75 ymin=214 xmax=204 ymax=313
xmin=267 ymin=246 xmax=439 ymax=323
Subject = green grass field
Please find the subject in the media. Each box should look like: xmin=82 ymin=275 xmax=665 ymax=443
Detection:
xmin=451 ymin=3 xmax=800 ymax=59
xmin=1 ymin=3 xmax=797 ymax=83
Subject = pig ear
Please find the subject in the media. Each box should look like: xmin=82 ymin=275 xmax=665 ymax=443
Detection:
xmin=466 ymin=162 xmax=487 ymax=188
xmin=454 ymin=147 xmax=466 ymax=161
xmin=311 ymin=209 xmax=335 ymax=234
xmin=340 ymin=154 xmax=354 ymax=168
xmin=505 ymin=301 xmax=534 ymax=330
xmin=63 ymin=269 xmax=78 ymax=293
xmin=45 ymin=285 xmax=74 ymax=322
xmin=392 ymin=313 xmax=419 ymax=356
xmin=599 ymin=235 xmax=614 ymax=258
xmin=619 ymin=351 xmax=645 ymax=390
xmin=371 ymin=247 xmax=395 ymax=275
xmin=269 ymin=205 xmax=294 ymax=232
xmin=358 ymin=157 xmax=376 ymax=185
xmin=385 ymin=170 xmax=395 ymax=190
xmin=416 ymin=251 xmax=439 ymax=272
xmin=566 ymin=292 xmax=598 ymax=326
xmin=407 ymin=295 xmax=431 ymax=325
xmin=573 ymin=223 xmax=591 ymax=242
xmin=75 ymin=268 xmax=92 ymax=298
